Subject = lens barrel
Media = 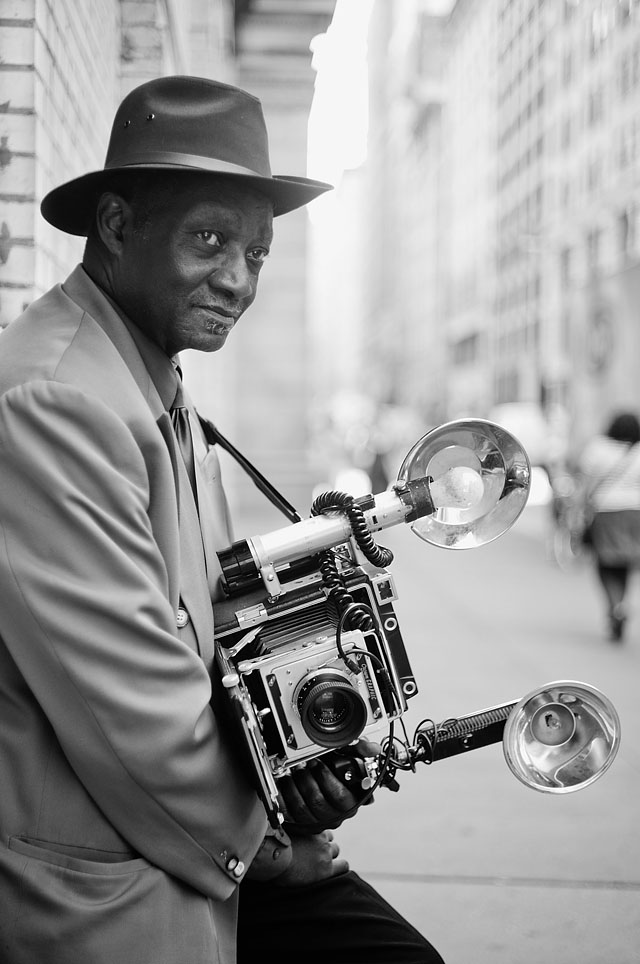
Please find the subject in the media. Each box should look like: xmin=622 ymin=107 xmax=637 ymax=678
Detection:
xmin=296 ymin=671 xmax=368 ymax=748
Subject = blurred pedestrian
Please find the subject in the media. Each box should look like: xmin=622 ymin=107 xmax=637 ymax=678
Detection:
xmin=578 ymin=411 xmax=640 ymax=641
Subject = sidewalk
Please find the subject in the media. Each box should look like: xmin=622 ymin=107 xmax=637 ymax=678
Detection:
xmin=334 ymin=519 xmax=640 ymax=964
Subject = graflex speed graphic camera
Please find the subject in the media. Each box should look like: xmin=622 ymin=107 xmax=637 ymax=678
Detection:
xmin=212 ymin=420 xmax=621 ymax=828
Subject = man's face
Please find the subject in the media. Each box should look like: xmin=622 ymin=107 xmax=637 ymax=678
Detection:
xmin=115 ymin=175 xmax=274 ymax=356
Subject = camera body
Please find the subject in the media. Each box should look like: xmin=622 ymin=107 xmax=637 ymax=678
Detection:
xmin=214 ymin=551 xmax=418 ymax=825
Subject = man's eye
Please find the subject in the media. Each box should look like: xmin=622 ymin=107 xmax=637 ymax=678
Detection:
xmin=197 ymin=231 xmax=222 ymax=247
xmin=248 ymin=247 xmax=269 ymax=264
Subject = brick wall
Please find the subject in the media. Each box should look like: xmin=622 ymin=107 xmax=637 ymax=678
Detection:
xmin=1 ymin=0 xmax=119 ymax=323
xmin=0 ymin=3 xmax=38 ymax=325
xmin=35 ymin=0 xmax=121 ymax=297
xmin=0 ymin=0 xmax=226 ymax=327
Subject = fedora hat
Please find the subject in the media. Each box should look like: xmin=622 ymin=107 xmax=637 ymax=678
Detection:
xmin=41 ymin=75 xmax=332 ymax=236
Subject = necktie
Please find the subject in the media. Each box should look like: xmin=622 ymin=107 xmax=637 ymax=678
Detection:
xmin=171 ymin=375 xmax=199 ymax=508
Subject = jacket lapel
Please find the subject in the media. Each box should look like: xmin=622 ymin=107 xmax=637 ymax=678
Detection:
xmin=63 ymin=267 xmax=214 ymax=664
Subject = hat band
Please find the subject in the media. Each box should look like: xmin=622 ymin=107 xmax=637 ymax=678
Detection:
xmin=106 ymin=151 xmax=271 ymax=179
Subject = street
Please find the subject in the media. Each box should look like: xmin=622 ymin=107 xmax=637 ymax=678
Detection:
xmin=331 ymin=505 xmax=640 ymax=964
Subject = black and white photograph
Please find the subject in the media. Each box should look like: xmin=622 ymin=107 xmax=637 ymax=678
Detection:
xmin=1 ymin=2 xmax=639 ymax=962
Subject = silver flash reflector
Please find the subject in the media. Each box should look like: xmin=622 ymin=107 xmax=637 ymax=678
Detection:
xmin=397 ymin=418 xmax=531 ymax=549
xmin=502 ymin=681 xmax=621 ymax=793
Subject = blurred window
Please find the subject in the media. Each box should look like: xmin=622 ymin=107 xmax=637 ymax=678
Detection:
xmin=451 ymin=332 xmax=480 ymax=366
xmin=634 ymin=44 xmax=640 ymax=85
xmin=588 ymin=86 xmax=604 ymax=125
xmin=560 ymin=246 xmax=573 ymax=288
xmin=587 ymin=228 xmax=602 ymax=271
xmin=618 ymin=210 xmax=630 ymax=257
xmin=619 ymin=204 xmax=640 ymax=258
xmin=562 ymin=309 xmax=572 ymax=353
xmin=618 ymin=0 xmax=634 ymax=25
xmin=590 ymin=4 xmax=615 ymax=54
xmin=587 ymin=156 xmax=603 ymax=192
xmin=620 ymin=51 xmax=632 ymax=95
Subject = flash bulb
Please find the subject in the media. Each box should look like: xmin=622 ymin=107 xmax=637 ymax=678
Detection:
xmin=429 ymin=466 xmax=485 ymax=509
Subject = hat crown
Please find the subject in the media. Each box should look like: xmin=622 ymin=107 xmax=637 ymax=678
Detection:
xmin=40 ymin=74 xmax=332 ymax=235
xmin=106 ymin=76 xmax=272 ymax=178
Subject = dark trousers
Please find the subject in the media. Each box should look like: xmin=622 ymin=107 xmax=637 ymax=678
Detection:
xmin=237 ymin=870 xmax=445 ymax=964
xmin=596 ymin=560 xmax=629 ymax=613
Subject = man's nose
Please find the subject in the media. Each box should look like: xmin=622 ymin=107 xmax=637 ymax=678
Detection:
xmin=208 ymin=249 xmax=255 ymax=301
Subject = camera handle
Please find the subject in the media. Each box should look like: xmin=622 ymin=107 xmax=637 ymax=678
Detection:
xmin=333 ymin=703 xmax=512 ymax=797
xmin=412 ymin=703 xmax=513 ymax=766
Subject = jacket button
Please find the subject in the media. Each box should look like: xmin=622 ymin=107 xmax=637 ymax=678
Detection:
xmin=232 ymin=861 xmax=245 ymax=878
xmin=226 ymin=856 xmax=239 ymax=872
xmin=176 ymin=607 xmax=190 ymax=628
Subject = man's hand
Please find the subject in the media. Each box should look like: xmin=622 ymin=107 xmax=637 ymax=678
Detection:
xmin=245 ymin=828 xmax=348 ymax=886
xmin=277 ymin=739 xmax=381 ymax=834
xmin=246 ymin=742 xmax=380 ymax=887
xmin=272 ymin=831 xmax=348 ymax=887
xmin=245 ymin=827 xmax=293 ymax=882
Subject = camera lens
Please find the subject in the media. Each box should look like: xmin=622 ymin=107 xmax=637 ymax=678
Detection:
xmin=297 ymin=672 xmax=368 ymax=748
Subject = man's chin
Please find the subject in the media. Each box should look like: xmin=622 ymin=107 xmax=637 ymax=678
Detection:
xmin=192 ymin=330 xmax=230 ymax=353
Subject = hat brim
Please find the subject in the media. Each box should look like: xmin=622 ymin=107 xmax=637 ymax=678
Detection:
xmin=40 ymin=166 xmax=333 ymax=236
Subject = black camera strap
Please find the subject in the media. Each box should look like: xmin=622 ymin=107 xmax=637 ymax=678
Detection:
xmin=197 ymin=414 xmax=303 ymax=525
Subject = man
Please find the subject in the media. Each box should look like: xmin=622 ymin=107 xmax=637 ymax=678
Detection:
xmin=0 ymin=76 xmax=443 ymax=963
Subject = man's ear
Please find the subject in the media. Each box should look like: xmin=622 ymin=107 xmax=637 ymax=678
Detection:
xmin=94 ymin=192 xmax=133 ymax=255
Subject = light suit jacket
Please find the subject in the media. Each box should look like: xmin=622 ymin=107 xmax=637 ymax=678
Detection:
xmin=0 ymin=267 xmax=268 ymax=964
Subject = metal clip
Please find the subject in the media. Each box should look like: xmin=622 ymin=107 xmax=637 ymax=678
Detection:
xmin=259 ymin=562 xmax=282 ymax=598
xmin=236 ymin=604 xmax=268 ymax=629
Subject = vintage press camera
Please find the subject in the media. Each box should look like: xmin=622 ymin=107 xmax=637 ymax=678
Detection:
xmin=212 ymin=419 xmax=621 ymax=828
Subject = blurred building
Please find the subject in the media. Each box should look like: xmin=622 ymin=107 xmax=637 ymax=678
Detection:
xmin=544 ymin=0 xmax=640 ymax=452
xmin=444 ymin=0 xmax=498 ymax=420
xmin=0 ymin=0 xmax=335 ymax=519
xmin=494 ymin=0 xmax=547 ymax=410
xmin=365 ymin=1 xmax=449 ymax=426
xmin=306 ymin=0 xmax=451 ymax=487
xmin=202 ymin=0 xmax=335 ymax=521
xmin=495 ymin=0 xmax=640 ymax=452
xmin=313 ymin=0 xmax=640 ymax=467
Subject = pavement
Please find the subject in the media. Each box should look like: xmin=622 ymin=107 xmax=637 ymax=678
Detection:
xmin=236 ymin=499 xmax=640 ymax=964
xmin=335 ymin=504 xmax=640 ymax=964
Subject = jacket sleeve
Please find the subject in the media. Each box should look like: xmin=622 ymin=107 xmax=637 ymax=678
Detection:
xmin=0 ymin=379 xmax=267 ymax=898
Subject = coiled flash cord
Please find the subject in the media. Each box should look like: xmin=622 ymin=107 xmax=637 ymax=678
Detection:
xmin=306 ymin=491 xmax=400 ymax=813
xmin=310 ymin=489 xmax=394 ymax=643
